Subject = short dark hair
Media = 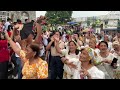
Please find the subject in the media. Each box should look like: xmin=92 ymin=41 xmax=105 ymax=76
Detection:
xmin=31 ymin=20 xmax=34 ymax=23
xmin=25 ymin=19 xmax=28 ymax=22
xmin=8 ymin=25 xmax=13 ymax=31
xmin=17 ymin=19 xmax=21 ymax=23
xmin=98 ymin=41 xmax=108 ymax=48
xmin=13 ymin=22 xmax=17 ymax=25
xmin=30 ymin=43 xmax=40 ymax=58
xmin=7 ymin=18 xmax=11 ymax=21
xmin=1 ymin=20 xmax=5 ymax=22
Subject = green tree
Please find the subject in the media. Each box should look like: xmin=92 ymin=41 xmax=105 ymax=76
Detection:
xmin=87 ymin=17 xmax=91 ymax=26
xmin=45 ymin=11 xmax=73 ymax=24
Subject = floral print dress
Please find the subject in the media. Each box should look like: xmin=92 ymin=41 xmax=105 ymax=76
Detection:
xmin=20 ymin=50 xmax=48 ymax=79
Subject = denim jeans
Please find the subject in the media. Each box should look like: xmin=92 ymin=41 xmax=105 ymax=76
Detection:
xmin=16 ymin=57 xmax=22 ymax=79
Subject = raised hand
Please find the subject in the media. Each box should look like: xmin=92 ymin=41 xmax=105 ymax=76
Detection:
xmin=80 ymin=67 xmax=91 ymax=79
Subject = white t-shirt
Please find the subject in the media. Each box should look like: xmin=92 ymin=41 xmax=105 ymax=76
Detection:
xmin=15 ymin=42 xmax=21 ymax=57
xmin=4 ymin=22 xmax=10 ymax=31
xmin=43 ymin=34 xmax=48 ymax=46
xmin=39 ymin=45 xmax=45 ymax=57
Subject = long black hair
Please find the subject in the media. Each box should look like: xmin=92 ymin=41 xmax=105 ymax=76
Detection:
xmin=68 ymin=40 xmax=80 ymax=55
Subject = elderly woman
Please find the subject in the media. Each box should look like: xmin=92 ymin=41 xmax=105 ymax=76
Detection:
xmin=73 ymin=47 xmax=105 ymax=79
xmin=4 ymin=30 xmax=48 ymax=79
xmin=95 ymin=41 xmax=116 ymax=79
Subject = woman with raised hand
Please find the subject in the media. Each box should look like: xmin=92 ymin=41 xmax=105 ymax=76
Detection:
xmin=4 ymin=19 xmax=48 ymax=79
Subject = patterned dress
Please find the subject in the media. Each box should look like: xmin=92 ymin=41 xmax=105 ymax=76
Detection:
xmin=20 ymin=50 xmax=48 ymax=79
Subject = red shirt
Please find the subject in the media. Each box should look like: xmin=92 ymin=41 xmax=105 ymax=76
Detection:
xmin=0 ymin=40 xmax=10 ymax=62
xmin=7 ymin=31 xmax=12 ymax=37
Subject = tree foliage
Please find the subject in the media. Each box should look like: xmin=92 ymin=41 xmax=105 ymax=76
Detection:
xmin=45 ymin=11 xmax=73 ymax=24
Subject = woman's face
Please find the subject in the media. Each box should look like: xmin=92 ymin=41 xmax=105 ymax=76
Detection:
xmin=54 ymin=32 xmax=60 ymax=38
xmin=99 ymin=42 xmax=108 ymax=52
xmin=69 ymin=41 xmax=77 ymax=52
xmin=26 ymin=45 xmax=35 ymax=59
xmin=104 ymin=35 xmax=109 ymax=41
xmin=89 ymin=40 xmax=96 ymax=49
xmin=79 ymin=49 xmax=90 ymax=62
xmin=0 ymin=33 xmax=5 ymax=39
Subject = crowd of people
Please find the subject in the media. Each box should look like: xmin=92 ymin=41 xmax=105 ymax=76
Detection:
xmin=0 ymin=15 xmax=120 ymax=79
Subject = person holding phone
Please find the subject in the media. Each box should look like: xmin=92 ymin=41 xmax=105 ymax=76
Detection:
xmin=112 ymin=41 xmax=120 ymax=67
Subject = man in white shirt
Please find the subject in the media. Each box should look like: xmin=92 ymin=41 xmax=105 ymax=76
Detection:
xmin=4 ymin=18 xmax=11 ymax=31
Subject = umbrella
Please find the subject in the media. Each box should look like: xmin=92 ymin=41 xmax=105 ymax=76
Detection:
xmin=67 ymin=22 xmax=78 ymax=25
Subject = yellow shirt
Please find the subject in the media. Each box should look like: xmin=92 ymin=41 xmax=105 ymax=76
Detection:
xmin=20 ymin=50 xmax=48 ymax=79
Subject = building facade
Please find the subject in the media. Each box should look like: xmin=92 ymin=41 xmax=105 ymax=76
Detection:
xmin=0 ymin=11 xmax=36 ymax=23
xmin=72 ymin=11 xmax=120 ymax=29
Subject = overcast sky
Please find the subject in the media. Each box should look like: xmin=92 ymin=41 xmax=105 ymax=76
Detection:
xmin=36 ymin=11 xmax=109 ymax=18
